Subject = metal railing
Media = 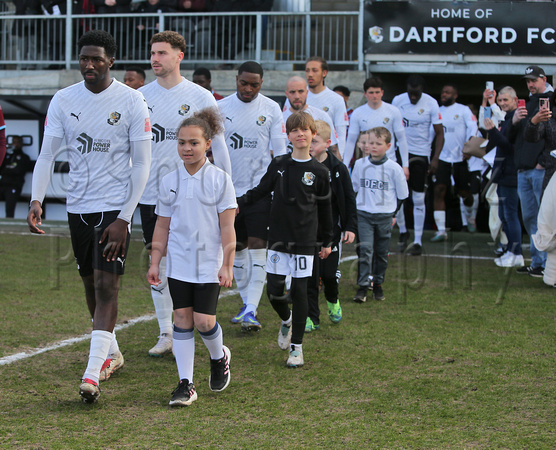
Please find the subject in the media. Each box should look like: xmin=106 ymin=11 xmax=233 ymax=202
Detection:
xmin=0 ymin=11 xmax=362 ymax=69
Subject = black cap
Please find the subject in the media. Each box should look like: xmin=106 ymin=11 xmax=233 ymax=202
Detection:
xmin=523 ymin=65 xmax=546 ymax=80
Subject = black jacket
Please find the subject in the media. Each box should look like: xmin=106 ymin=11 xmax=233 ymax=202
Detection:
xmin=321 ymin=151 xmax=357 ymax=244
xmin=488 ymin=110 xmax=517 ymax=187
xmin=238 ymin=154 xmax=333 ymax=255
xmin=511 ymin=92 xmax=551 ymax=170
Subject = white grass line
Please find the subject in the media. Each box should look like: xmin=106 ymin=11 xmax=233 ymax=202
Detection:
xmin=0 ymin=288 xmax=238 ymax=367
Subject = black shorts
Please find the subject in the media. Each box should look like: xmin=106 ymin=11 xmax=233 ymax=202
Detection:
xmin=469 ymin=170 xmax=482 ymax=195
xmin=139 ymin=203 xmax=157 ymax=247
xmin=235 ymin=194 xmax=271 ymax=243
xmin=168 ymin=278 xmax=220 ymax=315
xmin=408 ymin=153 xmax=429 ymax=192
xmin=435 ymin=160 xmax=470 ymax=192
xmin=68 ymin=210 xmax=131 ymax=277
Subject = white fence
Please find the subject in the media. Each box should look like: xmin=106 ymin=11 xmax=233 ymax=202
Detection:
xmin=0 ymin=11 xmax=362 ymax=69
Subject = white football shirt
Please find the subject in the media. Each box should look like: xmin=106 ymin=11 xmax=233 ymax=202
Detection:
xmin=156 ymin=159 xmax=237 ymax=283
xmin=44 ymin=79 xmax=151 ymax=214
xmin=438 ymin=103 xmax=478 ymax=163
xmin=351 ymin=157 xmax=409 ymax=215
xmin=218 ymin=93 xmax=287 ymax=197
xmin=139 ymin=77 xmax=230 ymax=205
xmin=392 ymin=92 xmax=442 ymax=158
xmin=344 ymin=102 xmax=408 ymax=166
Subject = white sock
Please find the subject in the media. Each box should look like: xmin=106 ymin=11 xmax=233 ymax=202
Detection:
xmin=232 ymin=248 xmax=249 ymax=305
xmin=83 ymin=330 xmax=113 ymax=384
xmin=151 ymin=256 xmax=173 ymax=336
xmin=108 ymin=331 xmax=119 ymax=356
xmin=412 ymin=191 xmax=425 ymax=245
xmin=291 ymin=343 xmax=303 ymax=353
xmin=173 ymin=325 xmax=195 ymax=382
xmin=472 ymin=194 xmax=479 ymax=220
xmin=396 ymin=208 xmax=407 ymax=233
xmin=245 ymin=248 xmax=267 ymax=314
xmin=434 ymin=210 xmax=446 ymax=234
xmin=282 ymin=311 xmax=292 ymax=327
xmin=199 ymin=322 xmax=224 ymax=360
xmin=460 ymin=198 xmax=468 ymax=226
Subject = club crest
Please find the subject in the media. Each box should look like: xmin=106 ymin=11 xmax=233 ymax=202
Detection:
xmin=256 ymin=115 xmax=267 ymax=126
xmin=178 ymin=104 xmax=191 ymax=116
xmin=107 ymin=111 xmax=121 ymax=126
xmin=302 ymin=172 xmax=315 ymax=186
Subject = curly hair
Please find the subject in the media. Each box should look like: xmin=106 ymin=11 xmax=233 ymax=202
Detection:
xmin=150 ymin=31 xmax=186 ymax=53
xmin=178 ymin=107 xmax=224 ymax=141
xmin=78 ymin=30 xmax=117 ymax=57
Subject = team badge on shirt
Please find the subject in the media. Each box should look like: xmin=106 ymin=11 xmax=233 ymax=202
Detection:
xmin=107 ymin=111 xmax=121 ymax=126
xmin=256 ymin=115 xmax=267 ymax=126
xmin=453 ymin=115 xmax=460 ymax=120
xmin=383 ymin=117 xmax=390 ymax=125
xmin=417 ymin=109 xmax=425 ymax=115
xmin=178 ymin=104 xmax=191 ymax=116
xmin=270 ymin=253 xmax=280 ymax=263
xmin=302 ymin=172 xmax=315 ymax=186
xmin=323 ymin=107 xmax=330 ymax=112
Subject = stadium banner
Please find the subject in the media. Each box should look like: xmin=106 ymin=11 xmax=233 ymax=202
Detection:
xmin=364 ymin=1 xmax=556 ymax=57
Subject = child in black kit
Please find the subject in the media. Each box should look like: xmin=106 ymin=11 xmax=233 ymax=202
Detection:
xmin=237 ymin=111 xmax=333 ymax=367
xmin=306 ymin=120 xmax=357 ymax=332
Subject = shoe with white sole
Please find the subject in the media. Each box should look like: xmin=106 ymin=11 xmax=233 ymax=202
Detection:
xmin=278 ymin=324 xmax=292 ymax=350
xmin=494 ymin=252 xmax=524 ymax=268
xmin=149 ymin=333 xmax=172 ymax=357
xmin=99 ymin=350 xmax=124 ymax=382
xmin=287 ymin=346 xmax=304 ymax=368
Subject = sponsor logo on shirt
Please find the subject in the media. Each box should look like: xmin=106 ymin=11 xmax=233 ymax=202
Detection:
xmin=107 ymin=111 xmax=121 ymax=126
xmin=152 ymin=124 xmax=178 ymax=143
xmin=71 ymin=112 xmax=82 ymax=121
xmin=76 ymin=132 xmax=111 ymax=154
xmin=256 ymin=115 xmax=267 ymax=126
xmin=229 ymin=133 xmax=257 ymax=149
xmin=302 ymin=172 xmax=315 ymax=186
xmin=178 ymin=104 xmax=191 ymax=116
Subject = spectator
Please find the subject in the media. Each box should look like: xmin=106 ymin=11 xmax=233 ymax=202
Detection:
xmin=510 ymin=65 xmax=550 ymax=277
xmin=483 ymin=86 xmax=524 ymax=268
xmin=0 ymin=136 xmax=31 ymax=218
xmin=93 ymin=0 xmax=131 ymax=14
xmin=193 ymin=67 xmax=224 ymax=100
xmin=124 ymin=66 xmax=146 ymax=89
xmin=525 ymin=89 xmax=556 ymax=192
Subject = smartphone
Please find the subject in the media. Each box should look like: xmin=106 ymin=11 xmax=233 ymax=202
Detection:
xmin=484 ymin=106 xmax=492 ymax=119
xmin=539 ymin=97 xmax=550 ymax=110
xmin=518 ymin=99 xmax=526 ymax=109
xmin=485 ymin=81 xmax=494 ymax=91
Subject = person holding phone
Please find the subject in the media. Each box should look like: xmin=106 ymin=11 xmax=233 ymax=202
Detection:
xmin=482 ymin=86 xmax=523 ymax=268
xmin=525 ymin=90 xmax=556 ymax=193
xmin=509 ymin=65 xmax=552 ymax=278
